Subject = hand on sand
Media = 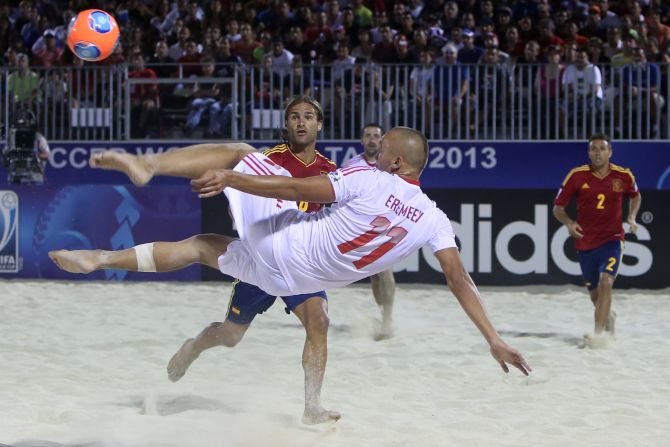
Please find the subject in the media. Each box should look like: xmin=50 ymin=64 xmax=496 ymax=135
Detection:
xmin=48 ymin=250 xmax=100 ymax=273
xmin=89 ymin=151 xmax=154 ymax=186
xmin=490 ymin=338 xmax=532 ymax=376
xmin=191 ymin=169 xmax=232 ymax=198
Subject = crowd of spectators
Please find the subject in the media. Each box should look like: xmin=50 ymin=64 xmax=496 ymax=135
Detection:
xmin=1 ymin=0 xmax=670 ymax=139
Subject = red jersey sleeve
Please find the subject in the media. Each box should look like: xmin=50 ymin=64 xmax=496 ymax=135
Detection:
xmin=554 ymin=166 xmax=584 ymax=207
xmin=624 ymin=168 xmax=639 ymax=198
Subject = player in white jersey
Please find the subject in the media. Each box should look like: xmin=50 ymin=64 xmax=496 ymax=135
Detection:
xmin=50 ymin=127 xmax=531 ymax=382
xmin=342 ymin=123 xmax=396 ymax=339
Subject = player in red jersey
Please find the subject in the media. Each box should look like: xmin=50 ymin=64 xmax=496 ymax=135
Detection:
xmin=553 ymin=133 xmax=641 ymax=337
xmin=88 ymin=96 xmax=339 ymax=424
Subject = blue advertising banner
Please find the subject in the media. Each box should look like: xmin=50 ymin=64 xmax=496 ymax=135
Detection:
xmin=2 ymin=140 xmax=669 ymax=189
xmin=0 ymin=185 xmax=201 ymax=281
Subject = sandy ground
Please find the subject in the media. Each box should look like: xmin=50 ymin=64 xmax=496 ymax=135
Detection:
xmin=1 ymin=281 xmax=669 ymax=447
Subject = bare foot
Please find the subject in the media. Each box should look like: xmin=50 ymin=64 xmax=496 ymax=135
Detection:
xmin=582 ymin=333 xmax=613 ymax=349
xmin=302 ymin=407 xmax=341 ymax=425
xmin=167 ymin=338 xmax=200 ymax=382
xmin=48 ymin=249 xmax=101 ymax=273
xmin=374 ymin=318 xmax=393 ymax=341
xmin=89 ymin=151 xmax=155 ymax=186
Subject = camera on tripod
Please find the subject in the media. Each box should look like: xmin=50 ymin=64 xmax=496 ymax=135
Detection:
xmin=2 ymin=111 xmax=45 ymax=185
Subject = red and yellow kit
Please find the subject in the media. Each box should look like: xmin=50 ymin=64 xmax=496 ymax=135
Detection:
xmin=554 ymin=163 xmax=639 ymax=251
xmin=263 ymin=143 xmax=337 ymax=212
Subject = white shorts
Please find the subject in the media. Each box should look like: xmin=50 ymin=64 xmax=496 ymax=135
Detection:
xmin=217 ymin=153 xmax=293 ymax=296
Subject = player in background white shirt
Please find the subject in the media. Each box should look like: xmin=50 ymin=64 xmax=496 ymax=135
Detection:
xmin=342 ymin=123 xmax=395 ymax=339
xmin=50 ymin=127 xmax=531 ymax=380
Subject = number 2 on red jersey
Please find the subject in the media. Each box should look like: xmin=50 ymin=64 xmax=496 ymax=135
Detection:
xmin=337 ymin=216 xmax=408 ymax=269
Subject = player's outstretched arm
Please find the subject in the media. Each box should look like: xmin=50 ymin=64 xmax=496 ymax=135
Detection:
xmin=89 ymin=143 xmax=256 ymax=185
xmin=434 ymin=247 xmax=531 ymax=376
xmin=192 ymin=169 xmax=336 ymax=203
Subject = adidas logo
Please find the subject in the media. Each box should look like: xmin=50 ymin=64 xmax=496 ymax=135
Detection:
xmin=581 ymin=183 xmax=590 ymax=189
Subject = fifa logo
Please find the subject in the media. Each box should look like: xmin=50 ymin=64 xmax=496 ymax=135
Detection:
xmin=0 ymin=191 xmax=19 ymax=273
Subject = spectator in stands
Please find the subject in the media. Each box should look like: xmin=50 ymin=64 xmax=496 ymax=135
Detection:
xmin=19 ymin=5 xmax=42 ymax=50
xmin=147 ymin=40 xmax=176 ymax=78
xmin=461 ymin=13 xmax=477 ymax=37
xmin=517 ymin=14 xmax=537 ymax=43
xmin=214 ymin=37 xmax=242 ymax=77
xmin=353 ymin=0 xmax=373 ymax=28
xmin=475 ymin=46 xmax=512 ymax=135
xmin=441 ymin=1 xmax=460 ymax=33
xmin=370 ymin=10 xmax=393 ymax=44
xmin=305 ymin=11 xmax=333 ymax=46
xmin=593 ymin=0 xmax=621 ymax=30
xmin=390 ymin=2 xmax=407 ymax=30
xmin=151 ymin=0 xmax=180 ymax=39
xmin=409 ymin=0 xmax=423 ymax=20
xmin=409 ymin=27 xmax=430 ymax=60
xmin=232 ymin=22 xmax=260 ymax=65
xmin=286 ymin=26 xmax=314 ymax=64
xmin=325 ymin=0 xmax=343 ymax=27
xmin=501 ymin=26 xmax=525 ymax=61
xmin=178 ymin=39 xmax=203 ymax=77
xmin=537 ymin=18 xmax=564 ymax=52
xmin=128 ymin=53 xmax=159 ymax=138
xmin=183 ymin=56 xmax=221 ymax=137
xmin=561 ymin=49 xmax=603 ymax=132
xmin=582 ymin=5 xmax=607 ymax=40
xmin=253 ymin=54 xmax=283 ymax=108
xmin=169 ymin=26 xmax=193 ymax=61
xmin=610 ymin=32 xmax=638 ymax=67
xmin=33 ymin=29 xmax=62 ymax=68
xmin=535 ymin=45 xmax=564 ymax=138
xmin=496 ymin=6 xmax=514 ymax=37
xmin=446 ymin=25 xmax=464 ymax=52
xmin=621 ymin=47 xmax=664 ymax=137
xmin=603 ymin=26 xmax=623 ymax=59
xmin=340 ymin=6 xmax=359 ymax=45
xmin=479 ymin=33 xmax=510 ymax=64
xmin=202 ymin=0 xmax=226 ymax=32
xmin=253 ymin=30 xmax=273 ymax=65
xmin=332 ymin=41 xmax=356 ymax=83
xmin=399 ymin=11 xmax=416 ymax=39
xmin=646 ymin=9 xmax=670 ymax=51
xmin=563 ymin=20 xmax=589 ymax=48
xmin=409 ymin=49 xmax=435 ymax=133
xmin=352 ymin=27 xmax=374 ymax=61
xmin=457 ymin=29 xmax=483 ymax=63
xmin=392 ymin=34 xmax=419 ymax=64
xmin=435 ymin=43 xmax=469 ymax=135
xmin=224 ymin=18 xmax=241 ymax=43
xmin=284 ymin=56 xmax=312 ymax=97
xmin=587 ymin=37 xmax=610 ymax=64
xmin=371 ymin=24 xmax=397 ymax=64
xmin=7 ymin=53 xmax=39 ymax=107
xmin=270 ymin=37 xmax=294 ymax=78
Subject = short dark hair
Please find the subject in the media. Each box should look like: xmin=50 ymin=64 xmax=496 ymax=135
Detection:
xmin=589 ymin=132 xmax=611 ymax=146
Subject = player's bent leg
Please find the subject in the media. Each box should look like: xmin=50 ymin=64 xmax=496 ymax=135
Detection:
xmin=370 ymin=269 xmax=396 ymax=341
xmin=89 ymin=143 xmax=256 ymax=184
xmin=167 ymin=320 xmax=250 ymax=382
xmin=292 ymin=297 xmax=340 ymax=425
xmin=48 ymin=233 xmax=234 ymax=274
xmin=594 ymin=272 xmax=615 ymax=334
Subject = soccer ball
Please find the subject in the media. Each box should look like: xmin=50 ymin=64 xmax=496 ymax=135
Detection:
xmin=66 ymin=9 xmax=120 ymax=62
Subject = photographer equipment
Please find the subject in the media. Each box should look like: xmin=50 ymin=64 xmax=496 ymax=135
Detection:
xmin=2 ymin=112 xmax=45 ymax=185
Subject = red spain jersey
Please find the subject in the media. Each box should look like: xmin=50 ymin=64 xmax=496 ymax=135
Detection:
xmin=554 ymin=163 xmax=639 ymax=251
xmin=263 ymin=143 xmax=337 ymax=212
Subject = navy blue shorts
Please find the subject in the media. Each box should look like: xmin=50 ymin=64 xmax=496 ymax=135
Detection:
xmin=578 ymin=240 xmax=623 ymax=290
xmin=225 ymin=280 xmax=328 ymax=325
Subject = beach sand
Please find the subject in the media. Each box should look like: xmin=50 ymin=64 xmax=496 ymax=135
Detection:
xmin=1 ymin=281 xmax=669 ymax=447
